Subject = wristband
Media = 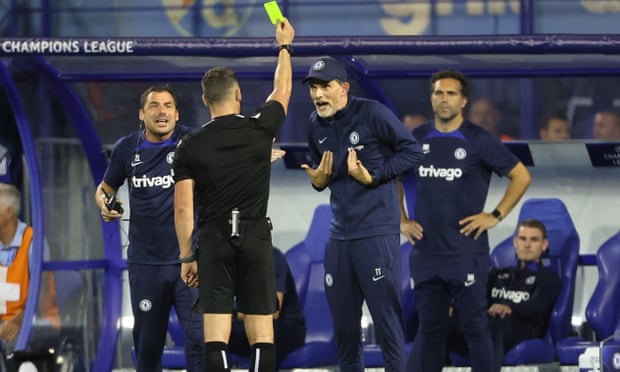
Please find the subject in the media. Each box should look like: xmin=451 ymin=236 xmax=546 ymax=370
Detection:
xmin=279 ymin=44 xmax=292 ymax=55
xmin=179 ymin=254 xmax=195 ymax=263
xmin=491 ymin=209 xmax=503 ymax=221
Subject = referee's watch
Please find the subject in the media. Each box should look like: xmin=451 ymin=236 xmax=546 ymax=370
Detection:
xmin=278 ymin=44 xmax=292 ymax=55
xmin=491 ymin=209 xmax=503 ymax=222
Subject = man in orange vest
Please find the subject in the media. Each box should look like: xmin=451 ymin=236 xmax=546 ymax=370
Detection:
xmin=0 ymin=183 xmax=60 ymax=353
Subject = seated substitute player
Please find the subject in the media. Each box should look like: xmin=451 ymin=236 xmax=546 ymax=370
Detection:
xmin=447 ymin=219 xmax=561 ymax=372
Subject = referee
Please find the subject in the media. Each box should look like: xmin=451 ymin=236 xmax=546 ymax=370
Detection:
xmin=173 ymin=18 xmax=295 ymax=372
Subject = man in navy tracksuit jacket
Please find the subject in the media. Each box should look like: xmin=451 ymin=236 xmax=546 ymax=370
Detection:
xmin=301 ymin=56 xmax=423 ymax=372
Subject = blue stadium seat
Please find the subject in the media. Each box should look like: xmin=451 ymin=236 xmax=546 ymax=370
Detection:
xmin=450 ymin=197 xmax=580 ymax=365
xmin=278 ymin=204 xmax=339 ymax=369
xmin=556 ymin=229 xmax=620 ymax=365
xmin=363 ymin=242 xmax=417 ymax=367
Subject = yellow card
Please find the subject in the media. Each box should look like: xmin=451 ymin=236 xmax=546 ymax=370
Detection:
xmin=264 ymin=1 xmax=284 ymax=25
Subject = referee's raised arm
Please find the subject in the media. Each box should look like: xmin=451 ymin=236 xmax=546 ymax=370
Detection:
xmin=266 ymin=18 xmax=295 ymax=114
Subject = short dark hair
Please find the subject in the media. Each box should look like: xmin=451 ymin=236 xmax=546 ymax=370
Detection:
xmin=517 ymin=219 xmax=548 ymax=239
xmin=201 ymin=67 xmax=239 ymax=104
xmin=139 ymin=85 xmax=177 ymax=109
xmin=539 ymin=110 xmax=569 ymax=131
xmin=430 ymin=70 xmax=470 ymax=98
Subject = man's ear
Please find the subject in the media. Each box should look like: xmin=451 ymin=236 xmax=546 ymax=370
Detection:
xmin=201 ymin=95 xmax=208 ymax=107
xmin=541 ymin=238 xmax=550 ymax=252
xmin=139 ymin=109 xmax=144 ymax=121
xmin=7 ymin=205 xmax=17 ymax=219
xmin=342 ymin=81 xmax=351 ymax=94
xmin=235 ymin=87 xmax=242 ymax=103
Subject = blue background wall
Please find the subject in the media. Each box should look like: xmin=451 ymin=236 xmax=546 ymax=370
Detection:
xmin=5 ymin=0 xmax=619 ymax=37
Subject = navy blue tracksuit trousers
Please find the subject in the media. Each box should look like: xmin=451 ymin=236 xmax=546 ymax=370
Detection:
xmin=129 ymin=263 xmax=204 ymax=372
xmin=408 ymin=251 xmax=494 ymax=372
xmin=324 ymin=234 xmax=406 ymax=372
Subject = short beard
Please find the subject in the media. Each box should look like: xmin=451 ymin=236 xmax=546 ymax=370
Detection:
xmin=147 ymin=128 xmax=173 ymax=141
xmin=437 ymin=112 xmax=457 ymax=124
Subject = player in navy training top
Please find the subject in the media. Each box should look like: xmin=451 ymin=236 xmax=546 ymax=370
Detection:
xmin=448 ymin=219 xmax=560 ymax=371
xmin=301 ymin=56 xmax=423 ymax=372
xmin=95 ymin=86 xmax=204 ymax=372
xmin=399 ymin=71 xmax=531 ymax=372
xmin=174 ymin=18 xmax=295 ymax=372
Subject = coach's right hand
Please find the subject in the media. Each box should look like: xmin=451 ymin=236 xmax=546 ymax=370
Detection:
xmin=301 ymin=150 xmax=333 ymax=189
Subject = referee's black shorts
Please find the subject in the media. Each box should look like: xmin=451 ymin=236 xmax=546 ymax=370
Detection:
xmin=197 ymin=217 xmax=277 ymax=315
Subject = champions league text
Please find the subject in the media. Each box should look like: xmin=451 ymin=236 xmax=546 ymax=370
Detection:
xmin=1 ymin=39 xmax=135 ymax=54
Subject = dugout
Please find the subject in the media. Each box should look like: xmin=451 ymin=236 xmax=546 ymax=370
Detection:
xmin=1 ymin=35 xmax=620 ymax=370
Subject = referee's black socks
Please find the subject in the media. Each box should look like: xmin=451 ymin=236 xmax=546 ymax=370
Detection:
xmin=250 ymin=342 xmax=276 ymax=372
xmin=204 ymin=342 xmax=230 ymax=372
